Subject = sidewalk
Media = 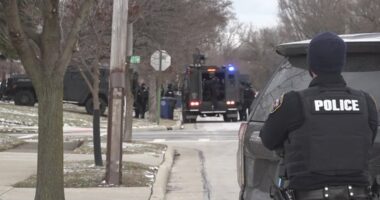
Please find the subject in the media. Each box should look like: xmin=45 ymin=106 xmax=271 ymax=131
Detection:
xmin=165 ymin=148 xmax=205 ymax=200
xmin=0 ymin=151 xmax=164 ymax=200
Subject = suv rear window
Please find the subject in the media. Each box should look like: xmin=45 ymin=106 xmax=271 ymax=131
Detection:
xmin=251 ymin=53 xmax=380 ymax=122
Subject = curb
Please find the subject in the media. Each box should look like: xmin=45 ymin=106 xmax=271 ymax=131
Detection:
xmin=166 ymin=120 xmax=183 ymax=131
xmin=150 ymin=146 xmax=175 ymax=200
xmin=135 ymin=120 xmax=182 ymax=132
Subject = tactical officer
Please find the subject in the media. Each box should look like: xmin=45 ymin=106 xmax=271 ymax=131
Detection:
xmin=239 ymin=82 xmax=255 ymax=121
xmin=0 ymin=78 xmax=6 ymax=100
xmin=260 ymin=32 xmax=378 ymax=200
xmin=164 ymin=83 xmax=175 ymax=97
xmin=208 ymin=75 xmax=220 ymax=109
xmin=135 ymin=83 xmax=149 ymax=119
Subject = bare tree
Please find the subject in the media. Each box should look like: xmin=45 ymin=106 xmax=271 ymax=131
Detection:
xmin=278 ymin=0 xmax=380 ymax=41
xmin=348 ymin=0 xmax=380 ymax=33
xmin=65 ymin=0 xmax=113 ymax=166
xmin=0 ymin=1 xmax=94 ymax=199
xmin=131 ymin=0 xmax=232 ymax=122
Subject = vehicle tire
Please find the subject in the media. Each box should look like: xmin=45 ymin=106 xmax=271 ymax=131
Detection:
xmin=14 ymin=90 xmax=36 ymax=106
xmin=85 ymin=97 xmax=107 ymax=115
xmin=182 ymin=113 xmax=189 ymax=123
xmin=223 ymin=114 xmax=229 ymax=122
xmin=182 ymin=112 xmax=192 ymax=123
xmin=231 ymin=117 xmax=238 ymax=122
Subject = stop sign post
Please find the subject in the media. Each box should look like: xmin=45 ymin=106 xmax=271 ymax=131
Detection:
xmin=150 ymin=50 xmax=171 ymax=124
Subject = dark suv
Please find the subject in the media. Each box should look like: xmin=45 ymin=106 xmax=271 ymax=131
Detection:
xmin=237 ymin=33 xmax=380 ymax=200
xmin=0 ymin=67 xmax=109 ymax=115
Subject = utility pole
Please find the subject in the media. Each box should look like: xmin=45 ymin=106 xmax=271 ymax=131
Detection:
xmin=106 ymin=0 xmax=129 ymax=185
xmin=124 ymin=22 xmax=134 ymax=142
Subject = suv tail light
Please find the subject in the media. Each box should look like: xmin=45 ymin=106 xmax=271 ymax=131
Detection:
xmin=237 ymin=122 xmax=248 ymax=187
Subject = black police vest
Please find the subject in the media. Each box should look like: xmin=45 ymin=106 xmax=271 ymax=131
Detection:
xmin=284 ymin=86 xmax=373 ymax=178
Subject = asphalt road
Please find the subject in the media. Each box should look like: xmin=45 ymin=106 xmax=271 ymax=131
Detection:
xmin=138 ymin=118 xmax=242 ymax=200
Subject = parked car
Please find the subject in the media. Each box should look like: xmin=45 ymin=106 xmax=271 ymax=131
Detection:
xmin=237 ymin=33 xmax=380 ymax=200
xmin=0 ymin=67 xmax=109 ymax=115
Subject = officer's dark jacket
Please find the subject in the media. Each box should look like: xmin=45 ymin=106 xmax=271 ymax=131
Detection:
xmin=165 ymin=90 xmax=175 ymax=97
xmin=243 ymin=88 xmax=255 ymax=106
xmin=260 ymin=74 xmax=378 ymax=190
xmin=136 ymin=87 xmax=149 ymax=105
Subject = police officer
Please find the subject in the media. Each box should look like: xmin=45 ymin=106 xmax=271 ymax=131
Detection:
xmin=208 ymin=75 xmax=220 ymax=109
xmin=260 ymin=32 xmax=378 ymax=200
xmin=239 ymin=82 xmax=255 ymax=121
xmin=164 ymin=83 xmax=175 ymax=98
xmin=243 ymin=83 xmax=255 ymax=114
xmin=135 ymin=83 xmax=149 ymax=119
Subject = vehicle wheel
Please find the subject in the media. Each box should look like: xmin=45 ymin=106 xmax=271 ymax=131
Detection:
xmin=85 ymin=97 xmax=107 ymax=115
xmin=14 ymin=90 xmax=36 ymax=106
xmin=223 ymin=114 xmax=229 ymax=122
xmin=231 ymin=117 xmax=238 ymax=122
xmin=182 ymin=112 xmax=193 ymax=123
xmin=182 ymin=112 xmax=188 ymax=123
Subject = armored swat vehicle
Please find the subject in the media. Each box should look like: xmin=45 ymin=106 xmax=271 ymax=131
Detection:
xmin=237 ymin=33 xmax=380 ymax=199
xmin=181 ymin=64 xmax=243 ymax=123
xmin=0 ymin=67 xmax=109 ymax=115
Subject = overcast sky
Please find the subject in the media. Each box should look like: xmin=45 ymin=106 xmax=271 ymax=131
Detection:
xmin=231 ymin=0 xmax=279 ymax=28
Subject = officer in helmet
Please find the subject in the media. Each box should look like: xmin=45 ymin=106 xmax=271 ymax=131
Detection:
xmin=260 ymin=32 xmax=378 ymax=199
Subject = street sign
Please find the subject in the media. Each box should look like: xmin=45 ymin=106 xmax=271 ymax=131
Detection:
xmin=130 ymin=55 xmax=140 ymax=64
xmin=150 ymin=50 xmax=171 ymax=71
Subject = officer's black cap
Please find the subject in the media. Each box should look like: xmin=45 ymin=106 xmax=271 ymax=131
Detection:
xmin=308 ymin=32 xmax=346 ymax=74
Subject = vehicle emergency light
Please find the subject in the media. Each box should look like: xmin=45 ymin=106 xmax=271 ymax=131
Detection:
xmin=207 ymin=68 xmax=216 ymax=72
xmin=190 ymin=101 xmax=200 ymax=107
xmin=228 ymin=66 xmax=235 ymax=72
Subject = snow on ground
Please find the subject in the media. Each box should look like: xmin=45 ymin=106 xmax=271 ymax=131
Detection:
xmin=74 ymin=141 xmax=167 ymax=155
xmin=0 ymin=102 xmax=103 ymax=129
xmin=0 ymin=101 xmax=179 ymax=134
xmin=0 ymin=134 xmax=24 ymax=151
xmin=14 ymin=160 xmax=158 ymax=188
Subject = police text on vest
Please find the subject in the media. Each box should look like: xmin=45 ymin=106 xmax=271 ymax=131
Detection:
xmin=314 ymin=99 xmax=360 ymax=112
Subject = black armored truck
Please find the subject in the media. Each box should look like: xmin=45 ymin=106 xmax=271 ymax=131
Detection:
xmin=182 ymin=64 xmax=245 ymax=123
xmin=0 ymin=67 xmax=109 ymax=115
xmin=237 ymin=33 xmax=380 ymax=200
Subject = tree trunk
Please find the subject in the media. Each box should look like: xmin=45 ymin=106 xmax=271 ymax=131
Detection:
xmin=34 ymin=76 xmax=65 ymax=200
xmin=92 ymin=67 xmax=103 ymax=166
xmin=124 ymin=70 xmax=133 ymax=142
xmin=92 ymin=108 xmax=103 ymax=166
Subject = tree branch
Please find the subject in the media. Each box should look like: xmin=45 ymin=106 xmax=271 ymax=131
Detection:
xmin=39 ymin=0 xmax=61 ymax=74
xmin=22 ymin=23 xmax=41 ymax=47
xmin=3 ymin=0 xmax=41 ymax=80
xmin=78 ymin=56 xmax=95 ymax=94
xmin=56 ymin=0 xmax=94 ymax=75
